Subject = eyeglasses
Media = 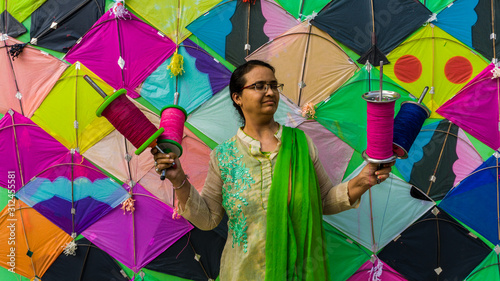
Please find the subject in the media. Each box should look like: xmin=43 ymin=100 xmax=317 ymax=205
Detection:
xmin=240 ymin=82 xmax=284 ymax=93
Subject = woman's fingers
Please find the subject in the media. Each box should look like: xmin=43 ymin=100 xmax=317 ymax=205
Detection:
xmin=154 ymin=152 xmax=179 ymax=174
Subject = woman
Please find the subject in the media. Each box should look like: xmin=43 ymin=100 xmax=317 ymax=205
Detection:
xmin=152 ymin=60 xmax=392 ymax=280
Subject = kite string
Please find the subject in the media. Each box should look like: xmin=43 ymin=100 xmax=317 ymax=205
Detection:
xmin=176 ymin=231 xmax=191 ymax=259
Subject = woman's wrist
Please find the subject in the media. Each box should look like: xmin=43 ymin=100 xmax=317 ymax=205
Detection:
xmin=172 ymin=174 xmax=189 ymax=190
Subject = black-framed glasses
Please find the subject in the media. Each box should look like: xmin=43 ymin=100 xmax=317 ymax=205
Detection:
xmin=240 ymin=82 xmax=284 ymax=93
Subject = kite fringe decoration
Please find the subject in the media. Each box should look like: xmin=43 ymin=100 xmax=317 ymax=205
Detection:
xmin=172 ymin=206 xmax=182 ymax=220
xmin=9 ymin=43 xmax=28 ymax=60
xmin=301 ymin=102 xmax=316 ymax=119
xmin=121 ymin=194 xmax=136 ymax=214
xmin=491 ymin=66 xmax=500 ymax=79
xmin=168 ymin=49 xmax=185 ymax=77
xmin=369 ymin=258 xmax=383 ymax=281
xmin=111 ymin=0 xmax=130 ymax=19
xmin=62 ymin=240 xmax=78 ymax=256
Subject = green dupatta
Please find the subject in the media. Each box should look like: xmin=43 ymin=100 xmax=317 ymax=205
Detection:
xmin=265 ymin=126 xmax=329 ymax=280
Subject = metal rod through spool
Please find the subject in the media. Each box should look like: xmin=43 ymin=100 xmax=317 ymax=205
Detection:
xmin=392 ymin=86 xmax=431 ymax=159
xmin=83 ymin=75 xmax=107 ymax=98
xmin=418 ymin=86 xmax=429 ymax=104
xmin=379 ymin=61 xmax=383 ymax=101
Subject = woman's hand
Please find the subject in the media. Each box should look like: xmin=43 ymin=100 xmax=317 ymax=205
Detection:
xmin=359 ymin=162 xmax=394 ymax=188
xmin=347 ymin=161 xmax=394 ymax=205
xmin=151 ymin=147 xmax=186 ymax=187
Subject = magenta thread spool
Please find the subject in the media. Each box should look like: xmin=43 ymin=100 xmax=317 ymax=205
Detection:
xmin=94 ymin=89 xmax=164 ymax=155
xmin=158 ymin=105 xmax=187 ymax=157
xmin=362 ymin=90 xmax=400 ymax=164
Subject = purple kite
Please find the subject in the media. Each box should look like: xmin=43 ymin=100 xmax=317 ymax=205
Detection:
xmin=64 ymin=6 xmax=176 ymax=98
xmin=82 ymin=183 xmax=193 ymax=273
xmin=0 ymin=109 xmax=69 ymax=191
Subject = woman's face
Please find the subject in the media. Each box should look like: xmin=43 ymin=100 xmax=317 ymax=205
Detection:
xmin=232 ymin=65 xmax=280 ymax=121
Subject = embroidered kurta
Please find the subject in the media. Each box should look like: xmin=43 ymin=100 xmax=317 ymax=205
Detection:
xmin=179 ymin=125 xmax=357 ymax=280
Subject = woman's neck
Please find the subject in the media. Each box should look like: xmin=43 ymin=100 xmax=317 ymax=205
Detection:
xmin=242 ymin=120 xmax=280 ymax=151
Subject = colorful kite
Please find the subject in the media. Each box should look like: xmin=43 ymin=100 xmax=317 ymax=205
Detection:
xmin=15 ymin=150 xmax=131 ymax=236
xmin=82 ymin=183 xmax=193 ymax=273
xmin=138 ymin=38 xmax=232 ymax=114
xmin=383 ymin=24 xmax=489 ymax=118
xmin=187 ymin=0 xmax=299 ymax=67
xmin=378 ymin=207 xmax=492 ymax=281
xmin=0 ymin=35 xmax=67 ymax=117
xmin=395 ymin=119 xmax=490 ymax=200
xmin=64 ymin=6 xmax=176 ymax=98
xmin=0 ymin=200 xmax=72 ymax=280
xmin=436 ymin=0 xmax=500 ymax=62
xmin=42 ymin=238 xmax=130 ymax=281
xmin=437 ymin=63 xmax=500 ymax=151
xmin=439 ymin=153 xmax=500 ymax=246
xmin=324 ymin=164 xmax=435 ymax=255
xmin=126 ymin=0 xmax=219 ymax=45
xmin=312 ymin=0 xmax=432 ymax=65
xmin=29 ymin=0 xmax=107 ymax=53
xmin=0 ymin=0 xmax=46 ymax=37
xmin=146 ymin=225 xmax=227 ymax=281
xmin=30 ymin=61 xmax=115 ymax=153
xmin=247 ymin=21 xmax=359 ymax=107
xmin=0 ymin=110 xmax=70 ymax=192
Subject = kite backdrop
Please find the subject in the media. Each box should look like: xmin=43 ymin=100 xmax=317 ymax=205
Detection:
xmin=2 ymin=0 xmax=500 ymax=280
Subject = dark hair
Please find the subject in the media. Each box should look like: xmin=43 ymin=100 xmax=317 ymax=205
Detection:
xmin=229 ymin=60 xmax=276 ymax=125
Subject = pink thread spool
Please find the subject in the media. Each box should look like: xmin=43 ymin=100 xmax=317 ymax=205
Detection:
xmin=95 ymin=89 xmax=164 ymax=155
xmin=158 ymin=105 xmax=187 ymax=157
xmin=362 ymin=90 xmax=399 ymax=164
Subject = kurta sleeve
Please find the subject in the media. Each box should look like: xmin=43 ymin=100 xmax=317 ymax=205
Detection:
xmin=177 ymin=149 xmax=226 ymax=230
xmin=305 ymin=135 xmax=360 ymax=215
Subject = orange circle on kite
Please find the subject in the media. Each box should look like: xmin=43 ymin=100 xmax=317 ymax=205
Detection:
xmin=394 ymin=55 xmax=422 ymax=83
xmin=445 ymin=56 xmax=473 ymax=84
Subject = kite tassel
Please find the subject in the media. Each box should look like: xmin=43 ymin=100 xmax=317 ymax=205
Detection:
xmin=491 ymin=66 xmax=500 ymax=79
xmin=300 ymin=102 xmax=316 ymax=119
xmin=111 ymin=0 xmax=130 ymax=19
xmin=369 ymin=257 xmax=383 ymax=281
xmin=121 ymin=192 xmax=136 ymax=214
xmin=168 ymin=49 xmax=185 ymax=77
xmin=172 ymin=205 xmax=182 ymax=220
xmin=62 ymin=240 xmax=78 ymax=256
xmin=9 ymin=43 xmax=28 ymax=60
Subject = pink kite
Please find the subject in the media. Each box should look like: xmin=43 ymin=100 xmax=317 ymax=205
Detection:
xmin=64 ymin=7 xmax=176 ymax=98
xmin=0 ymin=35 xmax=67 ymax=117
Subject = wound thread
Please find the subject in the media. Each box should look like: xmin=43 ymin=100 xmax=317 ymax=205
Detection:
xmin=366 ymin=101 xmax=396 ymax=160
xmin=100 ymin=91 xmax=159 ymax=150
xmin=158 ymin=105 xmax=187 ymax=156
xmin=393 ymin=102 xmax=429 ymax=158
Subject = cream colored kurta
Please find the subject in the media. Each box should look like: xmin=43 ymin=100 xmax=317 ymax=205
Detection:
xmin=179 ymin=125 xmax=357 ymax=280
